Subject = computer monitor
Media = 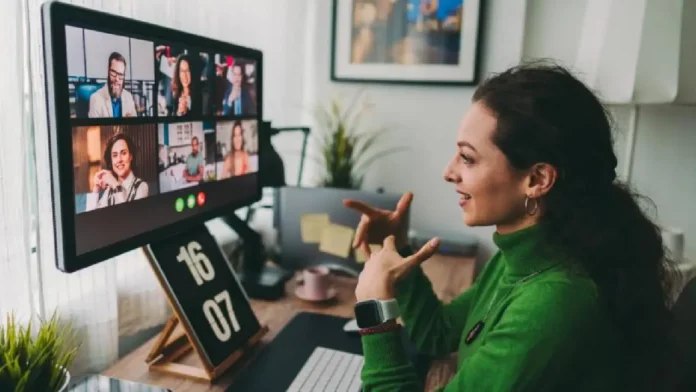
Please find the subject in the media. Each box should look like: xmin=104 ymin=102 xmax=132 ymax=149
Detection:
xmin=41 ymin=1 xmax=264 ymax=272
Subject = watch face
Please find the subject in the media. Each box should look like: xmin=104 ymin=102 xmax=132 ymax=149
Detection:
xmin=355 ymin=300 xmax=382 ymax=328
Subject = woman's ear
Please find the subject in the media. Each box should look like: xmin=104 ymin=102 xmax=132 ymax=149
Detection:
xmin=526 ymin=163 xmax=557 ymax=198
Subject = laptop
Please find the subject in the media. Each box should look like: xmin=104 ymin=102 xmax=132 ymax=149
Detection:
xmin=228 ymin=312 xmax=430 ymax=391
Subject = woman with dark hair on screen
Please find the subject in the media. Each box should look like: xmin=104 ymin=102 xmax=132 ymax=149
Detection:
xmin=345 ymin=62 xmax=681 ymax=391
xmin=171 ymin=54 xmax=199 ymax=116
xmin=87 ymin=132 xmax=149 ymax=211
xmin=222 ymin=121 xmax=249 ymax=178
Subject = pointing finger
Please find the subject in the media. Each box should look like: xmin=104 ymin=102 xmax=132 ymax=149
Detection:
xmin=344 ymin=199 xmax=380 ymax=217
xmin=361 ymin=241 xmax=371 ymax=260
xmin=405 ymin=237 xmax=440 ymax=268
xmin=383 ymin=235 xmax=396 ymax=251
xmin=352 ymin=215 xmax=370 ymax=248
xmin=394 ymin=192 xmax=413 ymax=217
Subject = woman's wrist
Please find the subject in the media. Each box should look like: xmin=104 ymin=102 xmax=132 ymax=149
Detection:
xmin=359 ymin=319 xmax=400 ymax=336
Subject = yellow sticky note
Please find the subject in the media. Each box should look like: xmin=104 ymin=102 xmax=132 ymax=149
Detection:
xmin=318 ymin=223 xmax=355 ymax=258
xmin=355 ymin=244 xmax=383 ymax=263
xmin=300 ymin=214 xmax=330 ymax=243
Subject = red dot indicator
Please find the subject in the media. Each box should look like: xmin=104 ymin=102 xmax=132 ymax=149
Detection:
xmin=197 ymin=191 xmax=206 ymax=206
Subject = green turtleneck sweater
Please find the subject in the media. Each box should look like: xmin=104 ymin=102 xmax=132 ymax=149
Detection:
xmin=360 ymin=225 xmax=623 ymax=391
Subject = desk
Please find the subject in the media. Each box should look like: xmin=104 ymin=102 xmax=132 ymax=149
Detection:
xmin=104 ymin=254 xmax=474 ymax=391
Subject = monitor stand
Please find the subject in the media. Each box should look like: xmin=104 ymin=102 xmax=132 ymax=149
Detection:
xmin=222 ymin=212 xmax=292 ymax=300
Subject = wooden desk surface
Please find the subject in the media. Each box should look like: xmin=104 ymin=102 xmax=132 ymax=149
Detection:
xmin=104 ymin=254 xmax=474 ymax=391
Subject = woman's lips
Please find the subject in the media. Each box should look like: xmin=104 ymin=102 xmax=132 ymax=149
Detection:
xmin=458 ymin=193 xmax=471 ymax=207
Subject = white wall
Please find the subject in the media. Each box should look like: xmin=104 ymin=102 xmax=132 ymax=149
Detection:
xmin=301 ymin=0 xmax=695 ymax=264
xmin=301 ymin=0 xmax=527 ymax=259
xmin=521 ymin=0 xmax=696 ymax=266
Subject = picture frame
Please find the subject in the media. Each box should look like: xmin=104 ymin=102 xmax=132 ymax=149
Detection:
xmin=331 ymin=0 xmax=484 ymax=86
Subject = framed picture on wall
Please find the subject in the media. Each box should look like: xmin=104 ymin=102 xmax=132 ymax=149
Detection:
xmin=331 ymin=0 xmax=484 ymax=85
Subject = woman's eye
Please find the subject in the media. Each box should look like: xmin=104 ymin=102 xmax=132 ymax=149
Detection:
xmin=460 ymin=154 xmax=473 ymax=164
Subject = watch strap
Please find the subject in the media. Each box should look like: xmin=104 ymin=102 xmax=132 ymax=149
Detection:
xmin=359 ymin=319 xmax=400 ymax=336
xmin=379 ymin=299 xmax=400 ymax=321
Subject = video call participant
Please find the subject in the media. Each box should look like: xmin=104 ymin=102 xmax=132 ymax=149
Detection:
xmin=86 ymin=133 xmax=149 ymax=211
xmin=171 ymin=54 xmax=200 ymax=117
xmin=222 ymin=121 xmax=249 ymax=178
xmin=89 ymin=52 xmax=137 ymax=118
xmin=183 ymin=136 xmax=204 ymax=183
xmin=222 ymin=63 xmax=255 ymax=116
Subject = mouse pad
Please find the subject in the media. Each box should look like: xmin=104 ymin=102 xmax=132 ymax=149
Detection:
xmin=227 ymin=312 xmax=431 ymax=391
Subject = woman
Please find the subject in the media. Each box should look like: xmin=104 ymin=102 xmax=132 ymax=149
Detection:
xmin=345 ymin=63 xmax=680 ymax=391
xmin=171 ymin=54 xmax=198 ymax=116
xmin=87 ymin=133 xmax=149 ymax=210
xmin=222 ymin=121 xmax=249 ymax=178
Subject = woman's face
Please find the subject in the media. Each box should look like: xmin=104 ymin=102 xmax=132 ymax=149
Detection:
xmin=111 ymin=139 xmax=133 ymax=179
xmin=179 ymin=59 xmax=191 ymax=88
xmin=443 ymin=101 xmax=529 ymax=231
xmin=233 ymin=126 xmax=243 ymax=151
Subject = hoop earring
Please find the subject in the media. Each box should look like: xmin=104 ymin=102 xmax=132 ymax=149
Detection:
xmin=524 ymin=196 xmax=539 ymax=216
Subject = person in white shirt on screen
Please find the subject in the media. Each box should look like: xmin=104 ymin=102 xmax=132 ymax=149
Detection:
xmin=88 ymin=52 xmax=137 ymax=118
xmin=86 ymin=133 xmax=148 ymax=211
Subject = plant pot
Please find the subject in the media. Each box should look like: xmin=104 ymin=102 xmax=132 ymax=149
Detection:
xmin=58 ymin=367 xmax=71 ymax=392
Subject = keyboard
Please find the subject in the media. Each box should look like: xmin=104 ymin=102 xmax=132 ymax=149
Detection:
xmin=286 ymin=346 xmax=364 ymax=392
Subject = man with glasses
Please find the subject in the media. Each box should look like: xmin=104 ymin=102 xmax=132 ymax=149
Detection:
xmin=89 ymin=52 xmax=137 ymax=118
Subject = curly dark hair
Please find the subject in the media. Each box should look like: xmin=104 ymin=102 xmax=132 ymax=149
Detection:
xmin=472 ymin=60 xmax=681 ymax=391
xmin=103 ymin=132 xmax=137 ymax=177
xmin=171 ymin=53 xmax=197 ymax=99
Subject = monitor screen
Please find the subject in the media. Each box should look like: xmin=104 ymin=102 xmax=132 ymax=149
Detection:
xmin=42 ymin=2 xmax=263 ymax=272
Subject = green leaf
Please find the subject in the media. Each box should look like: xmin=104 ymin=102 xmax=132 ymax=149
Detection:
xmin=311 ymin=90 xmax=402 ymax=189
xmin=0 ymin=310 xmax=79 ymax=391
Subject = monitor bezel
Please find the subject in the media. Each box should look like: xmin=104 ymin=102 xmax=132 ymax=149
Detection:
xmin=41 ymin=1 xmax=264 ymax=272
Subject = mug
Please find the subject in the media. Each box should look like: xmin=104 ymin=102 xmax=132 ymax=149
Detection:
xmin=302 ymin=266 xmax=331 ymax=300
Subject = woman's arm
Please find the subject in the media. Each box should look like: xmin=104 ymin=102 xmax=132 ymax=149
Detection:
xmin=393 ymin=247 xmax=487 ymax=356
xmin=242 ymin=152 xmax=249 ymax=174
xmin=396 ymin=265 xmax=479 ymax=356
xmin=362 ymin=280 xmax=604 ymax=392
xmin=85 ymin=192 xmax=103 ymax=211
xmin=135 ymin=181 xmax=149 ymax=200
xmin=359 ymin=248 xmax=488 ymax=392
xmin=223 ymin=155 xmax=232 ymax=178
xmin=361 ymin=329 xmax=422 ymax=391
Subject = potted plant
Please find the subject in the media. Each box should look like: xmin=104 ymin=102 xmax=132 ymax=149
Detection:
xmin=311 ymin=91 xmax=405 ymax=189
xmin=0 ymin=311 xmax=79 ymax=392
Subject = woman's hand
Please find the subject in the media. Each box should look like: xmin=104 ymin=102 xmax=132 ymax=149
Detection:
xmin=177 ymin=95 xmax=189 ymax=115
xmin=343 ymin=192 xmax=413 ymax=258
xmin=355 ymin=235 xmax=439 ymax=302
xmin=101 ymin=171 xmax=119 ymax=190
xmin=229 ymin=85 xmax=241 ymax=102
xmin=92 ymin=171 xmax=106 ymax=192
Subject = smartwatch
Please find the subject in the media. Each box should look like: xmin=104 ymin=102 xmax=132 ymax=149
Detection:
xmin=354 ymin=299 xmax=400 ymax=329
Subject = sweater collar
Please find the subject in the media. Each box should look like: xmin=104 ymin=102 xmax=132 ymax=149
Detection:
xmin=493 ymin=224 xmax=559 ymax=277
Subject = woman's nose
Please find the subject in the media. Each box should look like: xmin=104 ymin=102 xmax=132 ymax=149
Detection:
xmin=443 ymin=159 xmax=458 ymax=183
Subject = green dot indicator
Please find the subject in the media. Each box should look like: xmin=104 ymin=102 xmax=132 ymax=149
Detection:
xmin=175 ymin=198 xmax=185 ymax=212
xmin=187 ymin=194 xmax=196 ymax=209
